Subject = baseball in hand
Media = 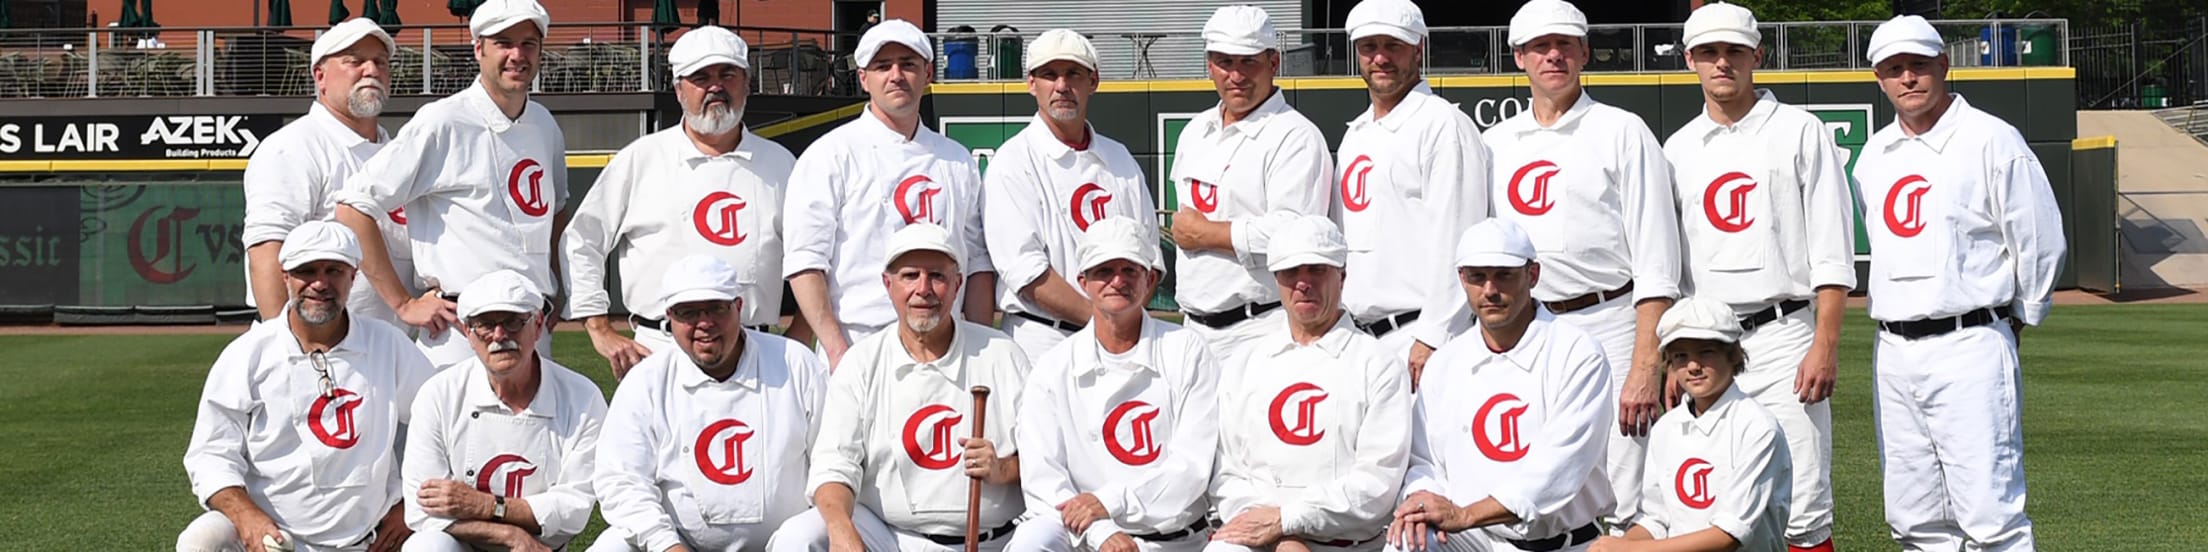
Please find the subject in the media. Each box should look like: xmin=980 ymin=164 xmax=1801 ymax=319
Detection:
xmin=262 ymin=532 xmax=294 ymax=552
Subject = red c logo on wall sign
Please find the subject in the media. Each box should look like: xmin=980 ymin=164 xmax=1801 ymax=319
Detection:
xmin=693 ymin=191 xmax=750 ymax=246
xmin=1507 ymin=161 xmax=1560 ymax=216
xmin=1703 ymin=172 xmax=1759 ymax=233
xmin=1340 ymin=155 xmax=1375 ymax=212
xmin=127 ymin=206 xmax=200 ymax=284
xmin=1472 ymin=393 xmax=1530 ymax=462
xmin=1883 ymin=175 xmax=1933 ymax=238
xmin=901 ymin=404 xmax=964 ymax=470
xmin=508 ymin=159 xmax=550 ymax=217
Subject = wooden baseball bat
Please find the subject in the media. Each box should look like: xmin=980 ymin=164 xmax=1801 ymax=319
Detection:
xmin=966 ymin=385 xmax=991 ymax=552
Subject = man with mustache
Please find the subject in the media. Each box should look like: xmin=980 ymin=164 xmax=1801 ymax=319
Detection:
xmin=242 ymin=18 xmax=414 ymax=330
xmin=1659 ymin=5 xmax=1852 ymax=551
xmin=1167 ymin=5 xmax=1335 ymax=365
xmin=1330 ymin=0 xmax=1489 ymax=386
xmin=1483 ymin=0 xmax=1681 ymax=532
xmin=982 ymin=29 xmax=1157 ymax=360
xmin=401 ymin=270 xmax=606 ymax=552
xmin=784 ymin=20 xmax=995 ymax=370
xmin=594 ymin=255 xmax=831 ymax=552
xmin=768 ymin=223 xmax=1028 ymax=551
xmin=180 ymin=221 xmax=436 ymax=552
xmin=1008 ymin=217 xmax=1219 ymax=552
xmin=335 ymin=0 xmax=568 ymax=369
xmin=1209 ymin=216 xmax=1409 ymax=552
xmin=564 ymin=26 xmax=804 ymax=380
xmin=1383 ymin=219 xmax=1612 ymax=552
xmin=1851 ymin=16 xmax=2065 ymax=552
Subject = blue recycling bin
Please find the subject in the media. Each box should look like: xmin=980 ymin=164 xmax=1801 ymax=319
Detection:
xmin=944 ymin=37 xmax=979 ymax=79
xmin=1979 ymin=26 xmax=2019 ymax=67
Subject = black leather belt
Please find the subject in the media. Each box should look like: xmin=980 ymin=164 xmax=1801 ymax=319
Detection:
xmin=1011 ymin=310 xmax=1084 ymax=332
xmin=921 ymin=520 xmax=1018 ymax=545
xmin=1355 ymin=309 xmax=1421 ymax=337
xmin=630 ymin=313 xmax=767 ymax=334
xmin=1132 ymin=517 xmax=1213 ymax=542
xmin=1183 ymin=301 xmax=1282 ymax=329
xmin=1506 ymin=523 xmax=1599 ymax=552
xmin=1307 ymin=534 xmax=1382 ymax=548
xmin=1738 ymin=299 xmax=1810 ymax=334
xmin=1543 ymin=282 xmax=1634 ymax=315
xmin=1879 ymin=307 xmax=2005 ymax=340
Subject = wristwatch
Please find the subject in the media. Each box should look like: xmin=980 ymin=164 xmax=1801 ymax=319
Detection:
xmin=493 ymin=496 xmax=507 ymax=519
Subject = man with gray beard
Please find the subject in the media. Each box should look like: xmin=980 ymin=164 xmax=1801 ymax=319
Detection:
xmin=242 ymin=17 xmax=415 ymax=330
xmin=562 ymin=26 xmax=805 ymax=380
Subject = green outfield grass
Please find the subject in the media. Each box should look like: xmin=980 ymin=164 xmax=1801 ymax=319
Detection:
xmin=2 ymin=305 xmax=2204 ymax=550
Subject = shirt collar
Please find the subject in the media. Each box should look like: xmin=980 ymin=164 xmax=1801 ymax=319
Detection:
xmin=1882 ymin=93 xmax=1969 ymax=154
xmin=463 ymin=360 xmax=560 ymax=418
xmin=1201 ymin=87 xmax=1293 ymax=138
xmin=894 ymin=323 xmax=971 ymax=382
xmin=463 ymin=79 xmax=521 ymax=133
xmin=1261 ymin=313 xmax=1362 ymax=358
xmin=1350 ymin=80 xmax=1437 ymax=132
xmin=1075 ymin=317 xmax=1163 ymax=378
xmin=1489 ymin=308 xmax=1557 ymax=371
xmin=855 ymin=104 xmax=924 ymax=145
xmin=676 ymin=330 xmax=763 ymax=391
xmin=1509 ymin=89 xmax=1601 ymax=136
xmin=270 ymin=307 xmax=369 ymax=358
xmin=1684 ymin=386 xmax=1752 ymax=435
xmin=306 ymin=101 xmax=385 ymax=147
xmin=673 ymin=127 xmax=762 ymax=165
xmin=1689 ymin=89 xmax=1779 ymax=141
xmin=1023 ymin=115 xmax=1097 ymax=160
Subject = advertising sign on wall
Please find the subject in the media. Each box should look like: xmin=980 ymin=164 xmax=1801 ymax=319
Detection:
xmin=0 ymin=115 xmax=284 ymax=160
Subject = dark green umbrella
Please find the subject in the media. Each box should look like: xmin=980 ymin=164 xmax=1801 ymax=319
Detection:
xmin=374 ymin=0 xmax=401 ymax=28
xmin=359 ymin=0 xmax=382 ymax=26
xmin=1 ymin=0 xmax=13 ymax=29
xmin=138 ymin=0 xmax=159 ymax=29
xmin=266 ymin=0 xmax=293 ymax=27
xmin=651 ymin=0 xmax=678 ymax=34
xmin=327 ymin=0 xmax=350 ymax=25
xmin=447 ymin=0 xmax=481 ymax=19
xmin=118 ymin=0 xmax=142 ymax=28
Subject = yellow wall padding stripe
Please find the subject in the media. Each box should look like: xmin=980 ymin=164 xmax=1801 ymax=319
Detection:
xmin=2073 ymin=135 xmax=2117 ymax=150
xmin=755 ymin=101 xmax=868 ymax=138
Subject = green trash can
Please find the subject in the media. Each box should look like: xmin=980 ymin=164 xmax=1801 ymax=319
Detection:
xmin=992 ymin=24 xmax=1022 ymax=80
xmin=2144 ymin=84 xmax=2169 ymax=108
xmin=2019 ymin=25 xmax=2057 ymax=66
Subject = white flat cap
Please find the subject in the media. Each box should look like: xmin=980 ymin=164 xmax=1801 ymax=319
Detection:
xmin=1867 ymin=15 xmax=1944 ymax=65
xmin=1077 ymin=217 xmax=1163 ymax=272
xmin=658 ymin=255 xmax=742 ymax=307
xmin=1347 ymin=0 xmax=1426 ymax=46
xmin=278 ymin=220 xmax=361 ymax=271
xmin=856 ymin=19 xmax=932 ymax=67
xmin=885 ymin=223 xmax=962 ymax=268
xmin=1025 ymin=29 xmax=1099 ymax=73
xmin=1658 ymin=296 xmax=1745 ymax=349
xmin=1204 ymin=5 xmax=1278 ymax=56
xmin=1683 ymin=2 xmax=1760 ymax=50
xmin=1508 ymin=0 xmax=1589 ymax=48
xmin=469 ymin=0 xmax=550 ymax=38
xmin=458 ymin=270 xmax=543 ymax=319
xmin=311 ymin=18 xmax=395 ymax=66
xmin=1453 ymin=218 xmax=1537 ymax=268
xmin=670 ymin=26 xmax=750 ymax=77
xmin=1266 ymin=216 xmax=1348 ymax=272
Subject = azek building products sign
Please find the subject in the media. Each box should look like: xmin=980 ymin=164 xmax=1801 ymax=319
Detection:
xmin=0 ymin=115 xmax=282 ymax=160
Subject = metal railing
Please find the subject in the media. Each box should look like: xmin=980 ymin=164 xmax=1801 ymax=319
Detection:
xmin=0 ymin=22 xmax=863 ymax=99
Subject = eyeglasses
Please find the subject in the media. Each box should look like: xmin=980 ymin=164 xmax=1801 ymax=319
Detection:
xmin=309 ymin=351 xmax=334 ymax=398
xmin=667 ymin=302 xmax=733 ymax=323
xmin=466 ymin=315 xmax=530 ymax=336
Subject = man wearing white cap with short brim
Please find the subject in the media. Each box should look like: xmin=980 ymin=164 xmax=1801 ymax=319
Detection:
xmin=401 ymin=270 xmax=606 ymax=552
xmin=1851 ymin=15 xmax=2063 ymax=552
xmin=1384 ymin=219 xmax=1612 ymax=552
xmin=1010 ymin=217 xmax=1220 ymax=552
xmin=1659 ymin=4 xmax=1852 ymax=551
xmin=336 ymin=0 xmax=567 ymax=369
xmin=242 ymin=17 xmax=414 ymax=331
xmin=984 ymin=29 xmax=1158 ymax=361
xmin=594 ymin=255 xmax=831 ymax=552
xmin=180 ymin=221 xmax=437 ymax=552
xmin=1485 ymin=0 xmax=1682 ymax=533
xmin=1209 ymin=216 xmax=1409 ymax=552
xmin=1168 ymin=6 xmax=1336 ymax=367
xmin=565 ymin=25 xmax=807 ymax=380
xmin=785 ymin=19 xmax=996 ymax=370
xmin=1331 ymin=0 xmax=1489 ymax=386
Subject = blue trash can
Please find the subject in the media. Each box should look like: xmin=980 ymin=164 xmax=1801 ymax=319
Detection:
xmin=1979 ymin=26 xmax=2019 ymax=67
xmin=944 ymin=39 xmax=979 ymax=79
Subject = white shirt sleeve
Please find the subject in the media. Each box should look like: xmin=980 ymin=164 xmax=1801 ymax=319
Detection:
xmin=982 ymin=150 xmax=1052 ymax=293
xmin=1229 ymin=125 xmax=1336 ymax=266
xmin=560 ymin=150 xmax=638 ymax=319
xmin=1092 ymin=347 xmax=1221 ymax=533
xmin=1994 ymin=153 xmax=2067 ymax=325
xmin=805 ymin=356 xmax=871 ymax=497
xmin=402 ymin=377 xmax=456 ymax=534
xmin=1620 ymin=124 xmax=1684 ymax=302
xmin=1410 ymin=118 xmax=1491 ymax=348
xmin=1707 ymin=421 xmax=1787 ymax=543
xmin=1798 ymin=122 xmax=1859 ymax=292
xmin=334 ymin=118 xmax=447 ymax=218
xmin=958 ymin=163 xmax=995 ymax=275
xmin=1400 ymin=383 xmax=1444 ymax=499
xmin=1489 ymin=338 xmax=1614 ymax=528
xmin=593 ymin=365 xmax=682 ymax=552
xmin=781 ymin=150 xmax=842 ymax=279
xmin=182 ymin=345 xmax=258 ymax=508
xmin=1278 ymin=351 xmax=1411 ymax=537
xmin=531 ymin=383 xmax=607 ymax=543
xmin=240 ymin=139 xmax=317 ymax=248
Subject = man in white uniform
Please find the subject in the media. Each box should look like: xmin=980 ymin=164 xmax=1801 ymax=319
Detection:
xmin=1485 ymin=0 xmax=1681 ymax=531
xmin=180 ymin=221 xmax=435 ymax=552
xmin=1209 ymin=216 xmax=1409 ymax=552
xmin=983 ymin=29 xmax=1157 ymax=359
xmin=1009 ymin=217 xmax=1218 ymax=552
xmin=1851 ymin=17 xmax=2065 ymax=552
xmin=594 ymin=255 xmax=831 ymax=552
xmin=1330 ymin=0 xmax=1488 ymax=382
xmin=1385 ymin=219 xmax=1611 ymax=552
xmin=1659 ymin=5 xmax=1851 ymax=550
xmin=1168 ymin=5 xmax=1335 ymax=363
xmin=401 ymin=270 xmax=605 ymax=552
xmin=564 ymin=26 xmax=802 ymax=378
xmin=335 ymin=0 xmax=566 ymax=368
xmin=242 ymin=18 xmax=414 ymax=328
xmin=784 ymin=20 xmax=995 ymax=368
xmin=768 ymin=223 xmax=1028 ymax=551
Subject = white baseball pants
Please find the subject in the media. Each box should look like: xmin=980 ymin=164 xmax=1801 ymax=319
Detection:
xmin=1204 ymin=538 xmax=1384 ymax=552
xmin=1550 ymin=295 xmax=1642 ymax=533
xmin=1736 ymin=307 xmax=1836 ymax=547
xmin=177 ymin=511 xmax=367 ymax=552
xmin=1009 ymin=511 xmax=1209 ymax=552
xmin=1182 ymin=308 xmax=1287 ymax=368
xmin=588 ymin=522 xmax=778 ymax=552
xmin=1004 ymin=314 xmax=1077 ymax=362
xmin=764 ymin=506 xmax=1011 ymax=552
xmin=399 ymin=531 xmax=519 ymax=552
xmin=1378 ymin=529 xmax=1593 ymax=552
xmin=1873 ymin=323 xmax=2035 ymax=551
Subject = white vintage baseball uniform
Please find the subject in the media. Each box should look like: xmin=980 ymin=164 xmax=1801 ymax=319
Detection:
xmin=180 ymin=311 xmax=436 ymax=551
xmin=982 ymin=116 xmax=1156 ymax=359
xmin=1209 ymin=315 xmax=1410 ymax=551
xmin=334 ymin=80 xmax=568 ymax=367
xmin=1485 ymin=90 xmax=1682 ymax=529
xmin=593 ymin=331 xmax=828 ymax=552
xmin=1636 ymin=387 xmax=1791 ymax=552
xmin=1663 ymin=89 xmax=1854 ymax=546
xmin=782 ymin=111 xmax=994 ymax=347
xmin=1852 ymin=94 xmax=2063 ymax=552
xmin=1010 ymin=316 xmax=1219 ymax=552
xmin=401 ymin=355 xmax=606 ymax=549
xmin=1391 ymin=308 xmax=1614 ymax=552
xmin=1169 ymin=89 xmax=1334 ymax=361
xmin=1333 ymin=81 xmax=1489 ymax=358
xmin=767 ymin=320 xmax=1027 ymax=551
xmin=242 ymin=102 xmax=415 ymax=328
xmin=564 ymin=126 xmax=796 ymax=350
